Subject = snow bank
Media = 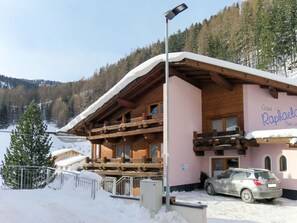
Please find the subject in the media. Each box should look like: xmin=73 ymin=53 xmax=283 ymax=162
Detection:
xmin=79 ymin=170 xmax=103 ymax=182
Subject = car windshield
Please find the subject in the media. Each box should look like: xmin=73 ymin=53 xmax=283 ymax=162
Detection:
xmin=254 ymin=171 xmax=275 ymax=180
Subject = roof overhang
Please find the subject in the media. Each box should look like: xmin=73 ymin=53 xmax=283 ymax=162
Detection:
xmin=59 ymin=52 xmax=297 ymax=135
xmin=246 ymin=128 xmax=297 ymax=147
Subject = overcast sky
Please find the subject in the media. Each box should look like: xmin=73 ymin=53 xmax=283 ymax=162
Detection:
xmin=0 ymin=0 xmax=240 ymax=82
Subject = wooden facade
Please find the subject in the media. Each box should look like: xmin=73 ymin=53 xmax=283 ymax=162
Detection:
xmin=83 ymin=84 xmax=164 ymax=177
xmin=64 ymin=53 xmax=297 ymax=181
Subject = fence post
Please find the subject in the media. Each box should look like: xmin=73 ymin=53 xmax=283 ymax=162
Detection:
xmin=75 ymin=174 xmax=79 ymax=187
xmin=46 ymin=168 xmax=50 ymax=186
xmin=60 ymin=172 xmax=64 ymax=189
xmin=91 ymin=180 xmax=96 ymax=200
xmin=129 ymin=177 xmax=133 ymax=196
xmin=20 ymin=167 xmax=24 ymax=189
xmin=112 ymin=178 xmax=116 ymax=195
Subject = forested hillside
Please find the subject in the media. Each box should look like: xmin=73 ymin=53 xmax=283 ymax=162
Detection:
xmin=0 ymin=0 xmax=296 ymax=128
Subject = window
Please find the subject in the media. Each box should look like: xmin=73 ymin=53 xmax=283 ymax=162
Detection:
xmin=232 ymin=171 xmax=247 ymax=180
xmin=116 ymin=146 xmax=122 ymax=158
xmin=115 ymin=145 xmax=131 ymax=158
xmin=150 ymin=144 xmax=159 ymax=159
xmin=148 ymin=102 xmax=163 ymax=115
xmin=211 ymin=116 xmax=238 ymax=132
xmin=212 ymin=119 xmax=223 ymax=132
xmin=264 ymin=156 xmax=271 ymax=171
xmin=279 ymin=155 xmax=287 ymax=171
xmin=219 ymin=170 xmax=232 ymax=179
xmin=150 ymin=104 xmax=158 ymax=115
xmin=226 ymin=117 xmax=238 ymax=131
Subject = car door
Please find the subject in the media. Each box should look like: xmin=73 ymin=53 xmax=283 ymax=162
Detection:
xmin=216 ymin=170 xmax=233 ymax=194
xmin=229 ymin=171 xmax=247 ymax=196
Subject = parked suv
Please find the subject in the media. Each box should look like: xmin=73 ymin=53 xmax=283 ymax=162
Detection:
xmin=204 ymin=168 xmax=282 ymax=203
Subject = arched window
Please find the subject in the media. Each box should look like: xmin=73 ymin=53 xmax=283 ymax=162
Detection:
xmin=279 ymin=155 xmax=287 ymax=171
xmin=264 ymin=156 xmax=271 ymax=170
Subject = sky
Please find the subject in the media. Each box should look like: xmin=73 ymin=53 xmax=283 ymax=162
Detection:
xmin=0 ymin=0 xmax=241 ymax=83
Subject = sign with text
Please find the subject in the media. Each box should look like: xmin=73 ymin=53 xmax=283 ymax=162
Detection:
xmin=261 ymin=104 xmax=297 ymax=127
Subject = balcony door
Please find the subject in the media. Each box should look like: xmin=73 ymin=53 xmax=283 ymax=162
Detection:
xmin=116 ymin=145 xmax=131 ymax=159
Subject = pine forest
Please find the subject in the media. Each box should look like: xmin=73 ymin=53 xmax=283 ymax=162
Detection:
xmin=0 ymin=0 xmax=296 ymax=128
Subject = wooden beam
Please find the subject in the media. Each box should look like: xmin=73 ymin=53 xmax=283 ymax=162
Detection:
xmin=210 ymin=72 xmax=233 ymax=91
xmin=105 ymin=137 xmax=121 ymax=143
xmin=90 ymin=139 xmax=104 ymax=145
xmin=169 ymin=67 xmax=202 ymax=89
xmin=183 ymin=59 xmax=297 ymax=95
xmin=88 ymin=126 xmax=163 ymax=140
xmin=269 ymin=86 xmax=278 ymax=99
xmin=122 ymin=135 xmax=138 ymax=142
xmin=117 ymin=98 xmax=137 ymax=109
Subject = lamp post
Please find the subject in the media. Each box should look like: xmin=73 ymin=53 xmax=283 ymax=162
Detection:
xmin=164 ymin=3 xmax=188 ymax=212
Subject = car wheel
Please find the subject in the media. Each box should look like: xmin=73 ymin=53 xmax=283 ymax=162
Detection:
xmin=206 ymin=184 xmax=215 ymax=195
xmin=241 ymin=189 xmax=254 ymax=203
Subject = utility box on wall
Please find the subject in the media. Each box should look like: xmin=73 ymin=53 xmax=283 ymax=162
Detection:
xmin=140 ymin=179 xmax=162 ymax=213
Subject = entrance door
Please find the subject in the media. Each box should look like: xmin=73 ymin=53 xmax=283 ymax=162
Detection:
xmin=211 ymin=157 xmax=239 ymax=177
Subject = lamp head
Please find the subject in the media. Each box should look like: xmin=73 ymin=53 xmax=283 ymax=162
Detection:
xmin=164 ymin=3 xmax=188 ymax=20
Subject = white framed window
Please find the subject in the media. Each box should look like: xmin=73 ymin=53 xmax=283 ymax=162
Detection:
xmin=279 ymin=155 xmax=287 ymax=172
xmin=264 ymin=155 xmax=271 ymax=171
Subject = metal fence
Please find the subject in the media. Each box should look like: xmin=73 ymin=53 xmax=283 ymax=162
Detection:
xmin=101 ymin=175 xmax=163 ymax=196
xmin=0 ymin=165 xmax=163 ymax=199
xmin=0 ymin=165 xmax=99 ymax=199
xmin=0 ymin=165 xmax=56 ymax=190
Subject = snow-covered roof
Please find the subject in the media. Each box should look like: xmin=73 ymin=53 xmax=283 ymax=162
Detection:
xmin=60 ymin=52 xmax=297 ymax=133
xmin=55 ymin=155 xmax=86 ymax=167
xmin=246 ymin=128 xmax=297 ymax=139
xmin=51 ymin=148 xmax=81 ymax=157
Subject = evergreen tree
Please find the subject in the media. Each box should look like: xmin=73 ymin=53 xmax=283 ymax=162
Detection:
xmin=1 ymin=100 xmax=55 ymax=189
xmin=0 ymin=103 xmax=9 ymax=129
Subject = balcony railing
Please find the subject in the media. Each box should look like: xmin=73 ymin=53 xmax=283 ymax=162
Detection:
xmin=83 ymin=157 xmax=163 ymax=176
xmin=88 ymin=114 xmax=163 ymax=140
xmin=193 ymin=127 xmax=258 ymax=156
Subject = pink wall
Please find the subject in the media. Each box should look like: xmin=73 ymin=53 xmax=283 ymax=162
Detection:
xmin=243 ymin=85 xmax=297 ymax=132
xmin=250 ymin=144 xmax=297 ymax=190
xmin=244 ymin=85 xmax=297 ymax=190
xmin=167 ymin=76 xmax=202 ymax=186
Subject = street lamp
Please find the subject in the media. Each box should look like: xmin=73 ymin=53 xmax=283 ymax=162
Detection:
xmin=164 ymin=3 xmax=188 ymax=212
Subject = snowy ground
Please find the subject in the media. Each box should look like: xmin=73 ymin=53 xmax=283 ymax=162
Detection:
xmin=0 ymin=183 xmax=297 ymax=223
xmin=175 ymin=190 xmax=297 ymax=223
xmin=1 ymin=125 xmax=297 ymax=222
xmin=0 ymin=179 xmax=187 ymax=223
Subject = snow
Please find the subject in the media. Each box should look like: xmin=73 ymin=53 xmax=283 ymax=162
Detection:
xmin=1 ymin=124 xmax=297 ymax=222
xmin=174 ymin=190 xmax=297 ymax=223
xmin=55 ymin=155 xmax=86 ymax=167
xmin=0 ymin=176 xmax=187 ymax=223
xmin=246 ymin=128 xmax=297 ymax=139
xmin=0 ymin=181 xmax=297 ymax=223
xmin=51 ymin=148 xmax=82 ymax=157
xmin=60 ymin=52 xmax=297 ymax=133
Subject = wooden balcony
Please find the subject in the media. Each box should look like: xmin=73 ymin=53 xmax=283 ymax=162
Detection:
xmin=193 ymin=127 xmax=258 ymax=156
xmin=83 ymin=157 xmax=163 ymax=177
xmin=88 ymin=114 xmax=163 ymax=141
